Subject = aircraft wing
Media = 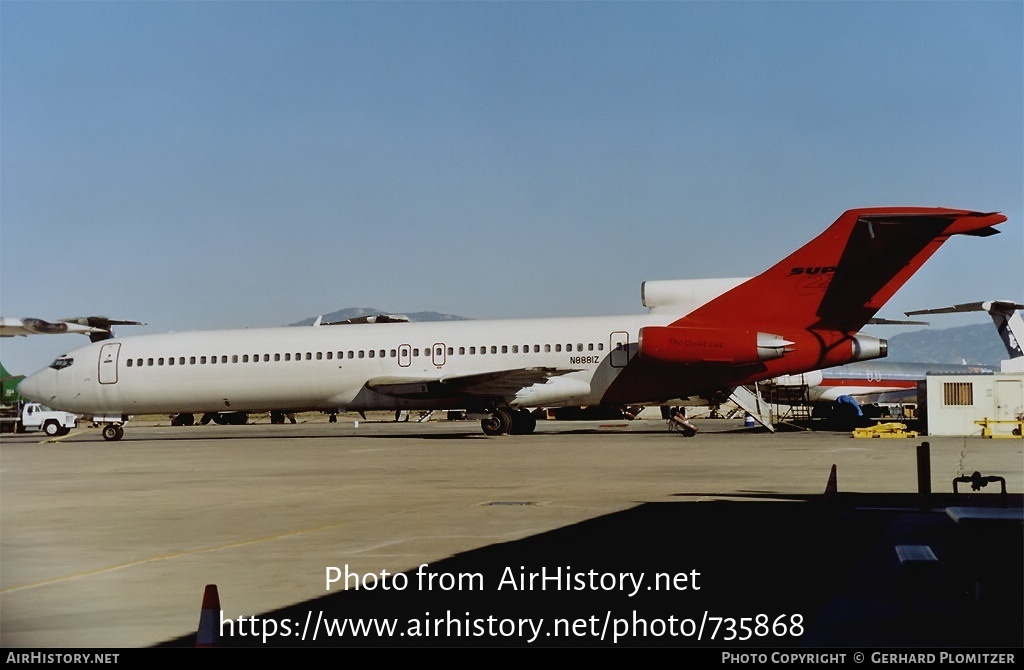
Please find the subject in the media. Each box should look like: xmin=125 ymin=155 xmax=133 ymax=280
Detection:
xmin=366 ymin=367 xmax=581 ymax=402
xmin=866 ymin=317 xmax=929 ymax=326
xmin=1 ymin=317 xmax=104 ymax=337
xmin=60 ymin=317 xmax=146 ymax=330
xmin=61 ymin=317 xmax=146 ymax=342
xmin=0 ymin=316 xmax=144 ymax=340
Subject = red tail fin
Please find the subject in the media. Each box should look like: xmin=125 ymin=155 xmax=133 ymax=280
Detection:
xmin=673 ymin=207 xmax=1005 ymax=333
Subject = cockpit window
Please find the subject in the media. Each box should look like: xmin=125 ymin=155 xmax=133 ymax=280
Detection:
xmin=49 ymin=357 xmax=74 ymax=370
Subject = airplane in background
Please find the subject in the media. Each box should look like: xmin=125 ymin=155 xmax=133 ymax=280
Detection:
xmin=0 ymin=317 xmax=144 ymax=342
xmin=17 ymin=207 xmax=1006 ymax=441
xmin=1 ymin=361 xmax=25 ymax=406
xmin=762 ymin=360 xmax=991 ymax=407
xmin=762 ymin=298 xmax=1024 ymax=408
xmin=906 ymin=300 xmax=1024 ymax=373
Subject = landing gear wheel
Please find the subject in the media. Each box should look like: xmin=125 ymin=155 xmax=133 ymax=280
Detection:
xmin=171 ymin=413 xmax=195 ymax=427
xmin=509 ymin=409 xmax=537 ymax=435
xmin=102 ymin=424 xmax=124 ymax=441
xmin=481 ymin=408 xmax=512 ymax=436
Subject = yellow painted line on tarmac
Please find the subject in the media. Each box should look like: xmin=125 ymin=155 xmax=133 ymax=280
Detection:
xmin=0 ymin=521 xmax=387 ymax=593
xmin=39 ymin=428 xmax=89 ymax=444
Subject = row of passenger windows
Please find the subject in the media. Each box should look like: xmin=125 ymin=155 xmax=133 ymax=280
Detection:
xmin=123 ymin=342 xmax=607 ymax=367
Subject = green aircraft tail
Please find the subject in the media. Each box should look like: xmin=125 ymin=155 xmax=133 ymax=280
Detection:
xmin=1 ymin=360 xmax=25 ymax=405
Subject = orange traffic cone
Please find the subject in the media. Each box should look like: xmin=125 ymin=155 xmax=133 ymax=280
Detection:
xmin=195 ymin=584 xmax=220 ymax=647
xmin=824 ymin=464 xmax=838 ymax=495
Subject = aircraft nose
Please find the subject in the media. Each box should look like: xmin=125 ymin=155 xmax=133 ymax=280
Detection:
xmin=18 ymin=370 xmax=54 ymax=404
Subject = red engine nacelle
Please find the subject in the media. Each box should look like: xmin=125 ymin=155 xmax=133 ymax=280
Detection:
xmin=638 ymin=326 xmax=792 ymax=365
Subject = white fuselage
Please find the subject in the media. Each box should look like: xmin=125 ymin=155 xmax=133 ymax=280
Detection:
xmin=19 ymin=314 xmax=683 ymax=415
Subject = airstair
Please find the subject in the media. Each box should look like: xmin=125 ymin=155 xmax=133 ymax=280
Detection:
xmin=729 ymin=384 xmax=775 ymax=432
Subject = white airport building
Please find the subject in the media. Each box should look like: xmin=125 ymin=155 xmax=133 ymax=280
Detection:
xmin=919 ymin=372 xmax=1024 ymax=437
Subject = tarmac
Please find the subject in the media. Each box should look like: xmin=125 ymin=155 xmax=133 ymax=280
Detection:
xmin=1 ymin=414 xmax=1021 ymax=648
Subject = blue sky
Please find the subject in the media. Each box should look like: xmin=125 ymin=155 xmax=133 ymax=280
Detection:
xmin=2 ymin=1 xmax=1021 ymax=374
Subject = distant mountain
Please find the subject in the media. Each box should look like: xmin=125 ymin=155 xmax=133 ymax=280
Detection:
xmin=884 ymin=323 xmax=1004 ymax=366
xmin=290 ymin=308 xmax=469 ymax=327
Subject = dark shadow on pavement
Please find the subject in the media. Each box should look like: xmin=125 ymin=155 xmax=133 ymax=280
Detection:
xmin=161 ymin=493 xmax=1022 ymax=648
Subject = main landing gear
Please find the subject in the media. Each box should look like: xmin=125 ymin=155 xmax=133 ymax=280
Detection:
xmin=480 ymin=408 xmax=537 ymax=436
xmin=101 ymin=424 xmax=125 ymax=441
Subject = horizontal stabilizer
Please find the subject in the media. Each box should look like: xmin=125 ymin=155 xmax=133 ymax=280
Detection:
xmin=671 ymin=208 xmax=1007 ymax=334
xmin=866 ymin=317 xmax=929 ymax=326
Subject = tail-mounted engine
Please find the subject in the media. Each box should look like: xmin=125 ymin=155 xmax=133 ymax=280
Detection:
xmin=638 ymin=326 xmax=887 ymax=368
xmin=638 ymin=326 xmax=793 ymax=365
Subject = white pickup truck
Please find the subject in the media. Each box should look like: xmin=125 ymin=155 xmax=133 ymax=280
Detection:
xmin=0 ymin=402 xmax=78 ymax=436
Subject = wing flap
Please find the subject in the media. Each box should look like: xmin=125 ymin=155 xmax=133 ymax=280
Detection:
xmin=366 ymin=367 xmax=580 ymax=401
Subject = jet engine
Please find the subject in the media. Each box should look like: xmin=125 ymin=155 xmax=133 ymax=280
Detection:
xmin=638 ymin=326 xmax=792 ymax=365
xmin=20 ymin=318 xmax=69 ymax=335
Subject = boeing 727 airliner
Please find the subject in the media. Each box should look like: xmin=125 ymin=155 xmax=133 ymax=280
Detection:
xmin=17 ymin=207 xmax=1006 ymax=440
